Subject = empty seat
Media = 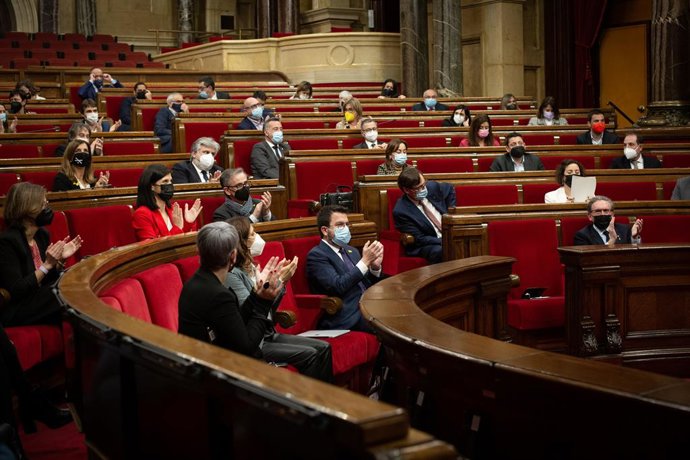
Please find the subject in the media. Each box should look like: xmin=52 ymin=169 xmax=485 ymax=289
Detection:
xmin=0 ymin=173 xmax=20 ymax=195
xmin=20 ymin=171 xmax=57 ymax=189
xmin=0 ymin=144 xmax=42 ymax=158
xmin=416 ymin=157 xmax=473 ymax=173
xmin=290 ymin=161 xmax=353 ymax=217
xmin=99 ymin=278 xmax=151 ymax=322
xmin=64 ymin=205 xmax=136 ymax=259
xmin=106 ymin=168 xmax=144 ymax=187
xmin=354 ymin=159 xmax=381 ymax=176
xmin=132 ymin=264 xmax=183 ymax=331
xmin=638 ymin=215 xmax=690 ymax=243
xmin=455 ymin=184 xmax=519 ymax=206
xmin=596 ymin=181 xmax=658 ymax=201
xmin=102 ymin=142 xmax=155 ymax=156
xmin=523 ymin=183 xmax=559 ymax=204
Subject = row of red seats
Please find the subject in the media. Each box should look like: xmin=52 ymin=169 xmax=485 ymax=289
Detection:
xmin=0 ymin=141 xmax=156 ymax=158
xmin=0 ymin=168 xmax=145 ymax=195
xmin=5 ymin=58 xmax=164 ymax=70
xmin=0 ymin=42 xmax=131 ymax=53
xmin=1 ymin=32 xmax=117 ymax=43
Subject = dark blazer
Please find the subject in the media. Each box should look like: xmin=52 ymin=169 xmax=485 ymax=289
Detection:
xmin=0 ymin=227 xmax=61 ymax=326
xmin=212 ymin=198 xmax=277 ymax=222
xmin=573 ymin=222 xmax=632 ymax=245
xmin=77 ymin=80 xmax=123 ymax=101
xmin=154 ymin=107 xmax=176 ymax=153
xmin=236 ymin=109 xmax=275 ymax=130
xmin=250 ymin=140 xmax=290 ymax=179
xmin=178 ymin=266 xmax=274 ymax=358
xmin=392 ymin=181 xmax=456 ymax=262
xmin=306 ymin=240 xmax=380 ymax=330
xmin=411 ymin=102 xmax=449 ymax=111
xmin=196 ymin=91 xmax=230 ymax=100
xmin=576 ymin=130 xmax=620 ymax=145
xmin=489 ymin=152 xmax=546 ymax=172
xmin=171 ymin=160 xmax=223 ymax=184
xmin=610 ymin=155 xmax=662 ymax=169
xmin=52 ymin=171 xmax=97 ymax=192
xmin=117 ymin=96 xmax=136 ymax=130
xmin=353 ymin=140 xmax=385 ymax=149
xmin=671 ymin=176 xmax=690 ymax=200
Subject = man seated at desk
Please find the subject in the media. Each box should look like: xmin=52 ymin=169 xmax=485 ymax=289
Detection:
xmin=574 ymin=196 xmax=643 ymax=246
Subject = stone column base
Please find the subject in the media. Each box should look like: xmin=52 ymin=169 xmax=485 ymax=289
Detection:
xmin=636 ymin=101 xmax=690 ymax=127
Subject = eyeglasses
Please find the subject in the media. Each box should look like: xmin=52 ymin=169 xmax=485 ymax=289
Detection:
xmin=590 ymin=208 xmax=612 ymax=215
xmin=226 ymin=181 xmax=248 ymax=190
xmin=362 ymin=127 xmax=377 ymax=133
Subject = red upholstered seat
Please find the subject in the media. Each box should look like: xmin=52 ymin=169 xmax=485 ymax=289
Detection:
xmin=599 ymin=156 xmax=615 ymax=169
xmin=99 ymin=296 xmax=123 ymax=311
xmin=64 ymin=205 xmax=136 ymax=259
xmin=539 ymin=156 xmax=595 ymax=170
xmin=106 ymin=168 xmax=144 ymax=187
xmin=140 ymin=107 xmax=160 ymax=131
xmin=383 ymin=120 xmax=421 ymax=128
xmin=355 ymin=159 xmax=381 ymax=176
xmin=557 ymin=134 xmax=578 ymax=145
xmin=416 ymin=157 xmax=473 ymax=173
xmin=6 ymin=325 xmax=63 ymax=371
xmin=101 ymin=95 xmax=128 ymax=120
xmin=289 ymin=161 xmax=353 ymax=218
xmin=232 ymin=140 xmax=260 ymax=172
xmin=522 ymin=134 xmax=555 ymax=145
xmin=638 ymin=215 xmax=690 ymax=243
xmin=523 ymin=183 xmax=559 ymax=204
xmin=663 ymin=180 xmax=677 ymax=200
xmin=661 ymin=154 xmax=690 ymax=168
xmin=20 ymin=171 xmax=57 ymax=189
xmin=200 ymin=196 xmax=226 ymax=225
xmin=404 ymin=137 xmax=448 ymax=148
xmin=288 ymin=139 xmax=339 ymax=151
xmin=100 ymin=278 xmax=152 ymax=322
xmin=477 ymin=157 xmax=494 ymax=172
xmin=281 ymin=121 xmax=326 ymax=129
xmin=103 ymin=141 xmax=155 ymax=155
xmin=595 ymin=181 xmax=658 ymax=201
xmin=173 ymin=256 xmax=200 ymax=282
xmin=0 ymin=173 xmax=20 ymax=195
xmin=455 ymin=184 xmax=518 ymax=206
xmin=281 ymin=236 xmax=321 ymax=295
xmin=132 ymin=264 xmax=183 ymax=331
xmin=488 ymin=219 xmax=564 ymax=330
xmin=342 ymin=138 xmax=361 ymax=149
xmin=180 ymin=121 xmax=228 ymax=153
xmin=379 ymin=229 xmax=427 ymax=275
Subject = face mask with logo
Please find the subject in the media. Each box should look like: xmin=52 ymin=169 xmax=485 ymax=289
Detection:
xmin=197 ymin=153 xmax=215 ymax=171
xmin=35 ymin=207 xmax=54 ymax=227
xmin=251 ymin=106 xmax=264 ymax=119
xmin=198 ymin=91 xmax=209 ymax=99
xmin=136 ymin=90 xmax=148 ymax=99
xmin=10 ymin=101 xmax=22 ymax=114
xmin=364 ymin=130 xmax=378 ymax=143
xmin=272 ymin=130 xmax=284 ymax=144
xmin=394 ymin=153 xmax=407 ymax=166
xmin=543 ymin=111 xmax=555 ymax=120
xmin=593 ymin=214 xmax=612 ymax=231
xmin=171 ymin=103 xmax=183 ymax=113
xmin=344 ymin=111 xmax=356 ymax=123
xmin=234 ymin=185 xmax=250 ymax=202
xmin=591 ymin=121 xmax=606 ymax=134
xmin=415 ymin=186 xmax=428 ymax=200
xmin=624 ymin=147 xmax=638 ymax=160
xmin=71 ymin=151 xmax=91 ymax=168
xmin=478 ymin=128 xmax=490 ymax=138
xmin=250 ymin=233 xmax=266 ymax=257
xmin=424 ymin=98 xmax=437 ymax=109
xmin=85 ymin=112 xmax=99 ymax=124
xmin=0 ymin=113 xmax=6 ymax=123
xmin=332 ymin=225 xmax=351 ymax=246
xmin=157 ymin=183 xmax=174 ymax=201
xmin=510 ymin=146 xmax=525 ymax=159
xmin=453 ymin=114 xmax=465 ymax=125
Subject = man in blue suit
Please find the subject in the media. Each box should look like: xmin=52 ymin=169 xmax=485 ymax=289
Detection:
xmin=154 ymin=93 xmax=188 ymax=153
xmin=77 ymin=67 xmax=123 ymax=101
xmin=393 ymin=168 xmax=456 ymax=264
xmin=306 ymin=205 xmax=384 ymax=332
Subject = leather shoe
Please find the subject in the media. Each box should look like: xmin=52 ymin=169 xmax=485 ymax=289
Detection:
xmin=20 ymin=389 xmax=72 ymax=434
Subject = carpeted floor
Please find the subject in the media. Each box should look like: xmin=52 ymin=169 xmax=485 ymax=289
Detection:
xmin=19 ymin=421 xmax=86 ymax=460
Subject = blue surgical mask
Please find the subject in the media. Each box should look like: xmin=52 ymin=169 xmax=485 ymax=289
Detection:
xmin=424 ymin=98 xmax=437 ymax=109
xmin=272 ymin=130 xmax=284 ymax=144
xmin=199 ymin=91 xmax=209 ymax=99
xmin=0 ymin=113 xmax=6 ymax=123
xmin=394 ymin=153 xmax=407 ymax=166
xmin=332 ymin=225 xmax=351 ymax=246
xmin=415 ymin=187 xmax=428 ymax=200
xmin=251 ymin=106 xmax=264 ymax=119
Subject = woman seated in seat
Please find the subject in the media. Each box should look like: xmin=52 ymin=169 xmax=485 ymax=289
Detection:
xmin=52 ymin=139 xmax=110 ymax=191
xmin=336 ymin=97 xmax=364 ymax=129
xmin=80 ymin=98 xmax=121 ymax=133
xmin=545 ymin=159 xmax=587 ymax=203
xmin=289 ymin=81 xmax=313 ymax=100
xmin=223 ymin=216 xmax=332 ymax=382
xmin=132 ymin=163 xmax=202 ymax=241
xmin=377 ymin=79 xmax=406 ymax=99
xmin=443 ymin=104 xmax=471 ymax=127
xmin=377 ymin=139 xmax=410 ymax=176
xmin=528 ymin=96 xmax=568 ymax=126
xmin=460 ymin=114 xmax=500 ymax=147
xmin=55 ymin=121 xmax=104 ymax=157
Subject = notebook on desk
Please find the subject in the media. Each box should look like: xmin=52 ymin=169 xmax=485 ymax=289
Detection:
xmin=298 ymin=330 xmax=350 ymax=338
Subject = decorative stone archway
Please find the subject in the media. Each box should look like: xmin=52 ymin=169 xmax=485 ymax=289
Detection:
xmin=8 ymin=0 xmax=39 ymax=32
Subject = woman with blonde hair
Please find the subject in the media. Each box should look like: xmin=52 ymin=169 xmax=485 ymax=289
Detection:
xmin=335 ymin=97 xmax=363 ymax=129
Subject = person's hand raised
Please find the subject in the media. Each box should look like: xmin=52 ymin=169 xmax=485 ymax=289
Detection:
xmin=171 ymin=202 xmax=184 ymax=229
xmin=254 ymin=256 xmax=285 ymax=300
xmin=361 ymin=240 xmax=384 ymax=267
xmin=184 ymin=199 xmax=202 ymax=224
xmin=61 ymin=235 xmax=83 ymax=260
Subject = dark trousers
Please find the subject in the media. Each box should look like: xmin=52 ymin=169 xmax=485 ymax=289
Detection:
xmin=262 ymin=333 xmax=333 ymax=383
xmin=0 ymin=326 xmax=31 ymax=426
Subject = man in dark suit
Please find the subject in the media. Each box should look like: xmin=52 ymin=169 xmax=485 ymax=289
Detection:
xmin=154 ymin=92 xmax=188 ymax=153
xmin=197 ymin=76 xmax=230 ymax=100
xmin=576 ymin=109 xmax=620 ymax=145
xmin=237 ymin=97 xmax=273 ymax=130
xmin=393 ymin=167 xmax=456 ymax=264
xmin=410 ymin=89 xmax=449 ymax=111
xmin=610 ymin=133 xmax=662 ymax=169
xmin=118 ymin=82 xmax=151 ymax=131
xmin=306 ymin=205 xmax=384 ymax=332
xmin=250 ymin=117 xmax=290 ymax=179
xmin=171 ymin=137 xmax=224 ymax=184
xmin=574 ymin=196 xmax=643 ymax=246
xmin=77 ymin=67 xmax=123 ymax=101
xmin=489 ymin=132 xmax=545 ymax=172
xmin=671 ymin=176 xmax=690 ymax=200
xmin=213 ymin=167 xmax=276 ymax=222
xmin=353 ymin=117 xmax=387 ymax=149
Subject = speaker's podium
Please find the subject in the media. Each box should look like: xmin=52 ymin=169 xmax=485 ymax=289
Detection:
xmin=559 ymin=243 xmax=690 ymax=377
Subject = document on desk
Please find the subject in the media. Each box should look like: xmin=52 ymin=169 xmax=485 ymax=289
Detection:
xmin=572 ymin=175 xmax=597 ymax=202
xmin=298 ymin=330 xmax=350 ymax=338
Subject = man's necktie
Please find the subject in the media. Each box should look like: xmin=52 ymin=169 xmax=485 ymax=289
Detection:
xmin=602 ymin=230 xmax=609 ymax=243
xmin=421 ymin=200 xmax=442 ymax=231
xmin=340 ymin=248 xmax=366 ymax=293
xmin=632 ymin=161 xmax=638 ymax=169
xmin=273 ymin=145 xmax=281 ymax=160
xmin=202 ymin=170 xmax=209 ymax=182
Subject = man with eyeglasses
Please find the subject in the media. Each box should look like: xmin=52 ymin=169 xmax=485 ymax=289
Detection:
xmin=353 ymin=118 xmax=387 ymax=149
xmin=212 ymin=167 xmax=274 ymax=222
xmin=196 ymin=76 xmax=230 ymax=100
xmin=250 ymin=117 xmax=289 ymax=179
xmin=237 ymin=97 xmax=274 ymax=131
xmin=393 ymin=167 xmax=456 ymax=264
xmin=154 ymin=92 xmax=188 ymax=153
xmin=574 ymin=196 xmax=643 ymax=246
xmin=306 ymin=205 xmax=384 ymax=332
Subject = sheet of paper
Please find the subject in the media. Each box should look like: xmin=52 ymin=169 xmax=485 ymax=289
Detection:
xmin=571 ymin=175 xmax=597 ymax=202
xmin=297 ymin=330 xmax=350 ymax=338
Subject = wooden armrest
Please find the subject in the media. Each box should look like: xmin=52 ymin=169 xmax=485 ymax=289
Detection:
xmin=274 ymin=310 xmax=297 ymax=329
xmin=0 ymin=288 xmax=10 ymax=311
xmin=510 ymin=274 xmax=521 ymax=288
xmin=400 ymin=233 xmax=415 ymax=246
xmin=321 ymin=296 xmax=343 ymax=315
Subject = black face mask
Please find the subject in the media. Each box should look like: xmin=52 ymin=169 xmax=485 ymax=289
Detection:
xmin=93 ymin=79 xmax=103 ymax=89
xmin=10 ymin=101 xmax=23 ymax=114
xmin=510 ymin=146 xmax=525 ymax=159
xmin=157 ymin=183 xmax=174 ymax=201
xmin=171 ymin=103 xmax=183 ymax=113
xmin=136 ymin=90 xmax=148 ymax=99
xmin=233 ymin=185 xmax=250 ymax=202
xmin=71 ymin=152 xmax=91 ymax=168
xmin=382 ymin=88 xmax=394 ymax=97
xmin=564 ymin=175 xmax=574 ymax=187
xmin=506 ymin=102 xmax=518 ymax=110
xmin=593 ymin=214 xmax=612 ymax=231
xmin=35 ymin=207 xmax=54 ymax=227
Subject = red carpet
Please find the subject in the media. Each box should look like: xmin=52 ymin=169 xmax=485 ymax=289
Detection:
xmin=19 ymin=421 xmax=86 ymax=460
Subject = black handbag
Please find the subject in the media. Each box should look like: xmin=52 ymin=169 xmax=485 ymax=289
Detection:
xmin=319 ymin=185 xmax=354 ymax=212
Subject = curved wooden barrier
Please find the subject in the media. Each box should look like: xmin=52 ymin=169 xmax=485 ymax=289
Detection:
xmin=360 ymin=259 xmax=690 ymax=459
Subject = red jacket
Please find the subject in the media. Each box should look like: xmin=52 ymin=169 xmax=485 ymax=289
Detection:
xmin=132 ymin=205 xmax=197 ymax=241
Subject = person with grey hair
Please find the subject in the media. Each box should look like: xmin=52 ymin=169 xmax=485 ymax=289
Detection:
xmin=154 ymin=92 xmax=188 ymax=153
xmin=178 ymin=221 xmax=292 ymax=357
xmin=171 ymin=137 xmax=224 ymax=183
xmin=574 ymin=196 xmax=643 ymax=246
xmin=212 ymin=167 xmax=275 ymax=222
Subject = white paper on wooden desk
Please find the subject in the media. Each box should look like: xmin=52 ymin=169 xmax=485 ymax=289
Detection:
xmin=298 ymin=330 xmax=349 ymax=338
xmin=571 ymin=175 xmax=597 ymax=202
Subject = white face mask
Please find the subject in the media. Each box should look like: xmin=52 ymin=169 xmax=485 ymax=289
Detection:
xmin=197 ymin=152 xmax=215 ymax=171
xmin=364 ymin=130 xmax=378 ymax=143
xmin=453 ymin=114 xmax=464 ymax=125
xmin=250 ymin=233 xmax=266 ymax=257
xmin=624 ymin=147 xmax=638 ymax=160
xmin=85 ymin=112 xmax=99 ymax=124
xmin=298 ymin=93 xmax=309 ymax=100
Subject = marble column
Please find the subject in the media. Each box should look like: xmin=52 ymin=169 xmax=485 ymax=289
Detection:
xmin=432 ymin=0 xmax=462 ymax=96
xmin=481 ymin=0 xmax=525 ymax=98
xmin=257 ymin=0 xmax=271 ymax=38
xmin=278 ymin=0 xmax=300 ymax=34
xmin=400 ymin=0 xmax=428 ymax=98
xmin=638 ymin=0 xmax=690 ymax=126
xmin=178 ymin=0 xmax=193 ymax=45
xmin=76 ymin=0 xmax=96 ymax=36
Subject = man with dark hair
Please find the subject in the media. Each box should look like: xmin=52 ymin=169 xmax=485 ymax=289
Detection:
xmin=7 ymin=90 xmax=30 ymax=115
xmin=353 ymin=118 xmax=387 ymax=149
xmin=489 ymin=132 xmax=545 ymax=172
xmin=610 ymin=132 xmax=661 ymax=169
xmin=576 ymin=110 xmax=620 ymax=145
xmin=77 ymin=67 xmax=123 ymax=101
xmin=250 ymin=117 xmax=290 ymax=179
xmin=574 ymin=196 xmax=643 ymax=246
xmin=213 ymin=168 xmax=275 ymax=222
xmin=197 ymin=76 xmax=230 ymax=100
xmin=393 ymin=168 xmax=455 ymax=264
xmin=118 ymin=81 xmax=151 ymax=131
xmin=306 ymin=205 xmax=384 ymax=332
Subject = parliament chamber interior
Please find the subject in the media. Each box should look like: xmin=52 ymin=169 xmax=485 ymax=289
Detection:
xmin=1 ymin=0 xmax=690 ymax=459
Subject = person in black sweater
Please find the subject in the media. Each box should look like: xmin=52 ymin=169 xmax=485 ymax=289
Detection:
xmin=52 ymin=140 xmax=110 ymax=191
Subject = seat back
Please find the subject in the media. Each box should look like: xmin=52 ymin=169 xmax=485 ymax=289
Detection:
xmin=173 ymin=256 xmax=200 ymax=282
xmin=20 ymin=171 xmax=56 ymax=189
xmin=199 ymin=196 xmax=226 ymax=224
xmin=294 ymin=161 xmax=353 ymax=200
xmin=355 ymin=159 xmax=381 ymax=176
xmin=102 ymin=141 xmax=156 ymax=156
xmin=596 ymin=181 xmax=658 ymax=201
xmin=523 ymin=183 xmax=559 ymax=204
xmin=559 ymin=217 xmax=591 ymax=247
xmin=638 ymin=215 xmax=690 ymax=243
xmin=105 ymin=168 xmax=144 ymax=187
xmin=100 ymin=278 xmax=151 ymax=322
xmin=64 ymin=205 xmax=136 ymax=259
xmin=0 ymin=145 xmax=42 ymax=158
xmin=282 ymin=236 xmax=322 ymax=295
xmin=132 ymin=264 xmax=183 ymax=331
xmin=0 ymin=173 xmax=20 ymax=195
xmin=455 ymin=184 xmax=519 ymax=206
xmin=386 ymin=188 xmax=404 ymax=231
xmin=416 ymin=157 xmax=473 ymax=173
